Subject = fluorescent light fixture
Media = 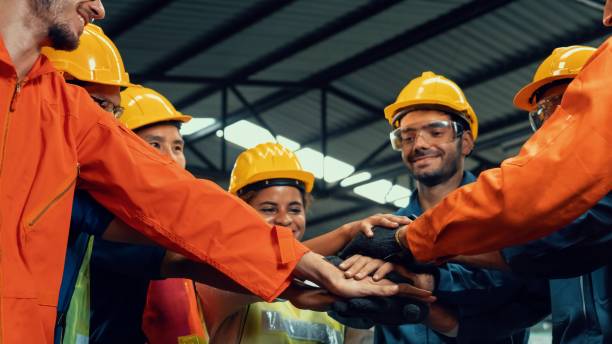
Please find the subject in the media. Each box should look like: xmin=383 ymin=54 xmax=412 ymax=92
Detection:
xmin=386 ymin=184 xmax=412 ymax=203
xmin=276 ymin=135 xmax=301 ymax=151
xmin=295 ymin=147 xmax=324 ymax=178
xmin=340 ymin=172 xmax=372 ymax=187
xmin=353 ymin=179 xmax=392 ymax=204
xmin=224 ymin=120 xmax=275 ymax=149
xmin=323 ymin=156 xmax=355 ymax=183
xmin=393 ymin=197 xmax=410 ymax=208
xmin=181 ymin=117 xmax=216 ymax=136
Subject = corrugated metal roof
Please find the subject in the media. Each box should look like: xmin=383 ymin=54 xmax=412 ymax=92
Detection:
xmin=253 ymin=0 xmax=471 ymax=81
xmin=108 ymin=1 xmax=255 ymax=74
xmin=169 ymin=0 xmax=370 ymax=77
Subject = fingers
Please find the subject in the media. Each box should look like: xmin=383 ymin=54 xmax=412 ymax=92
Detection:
xmin=339 ymin=255 xmax=387 ymax=280
xmin=338 ymin=254 xmax=362 ymax=270
xmin=372 ymin=262 xmax=395 ymax=281
xmin=359 ymin=222 xmax=375 ymax=237
xmin=354 ymin=214 xmax=414 ymax=238
xmin=368 ymin=283 xmax=400 ymax=297
xmin=354 ymin=259 xmax=387 ymax=280
xmin=370 ymin=214 xmax=413 ymax=228
xmin=396 ymin=283 xmax=436 ymax=303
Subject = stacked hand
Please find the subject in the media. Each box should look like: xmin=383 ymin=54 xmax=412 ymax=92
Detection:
xmin=290 ymin=216 xmax=438 ymax=326
xmin=324 ymin=255 xmax=435 ymax=325
xmin=339 ymin=225 xmax=415 ymax=265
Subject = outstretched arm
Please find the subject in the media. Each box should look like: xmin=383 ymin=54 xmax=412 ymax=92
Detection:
xmin=403 ymin=39 xmax=612 ymax=262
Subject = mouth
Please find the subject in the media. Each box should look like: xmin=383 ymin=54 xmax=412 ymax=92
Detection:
xmin=77 ymin=10 xmax=90 ymax=29
xmin=409 ymin=155 xmax=439 ymax=163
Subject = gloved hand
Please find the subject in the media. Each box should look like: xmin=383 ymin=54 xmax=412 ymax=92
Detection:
xmin=325 ymin=256 xmax=430 ymax=325
xmin=338 ymin=226 xmax=414 ymax=265
xmin=331 ymin=295 xmax=429 ymax=325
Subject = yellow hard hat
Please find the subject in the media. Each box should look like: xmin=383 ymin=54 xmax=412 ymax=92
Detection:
xmin=41 ymin=24 xmax=134 ymax=88
xmin=514 ymin=46 xmax=596 ymax=111
xmin=229 ymin=142 xmax=315 ymax=196
xmin=384 ymin=71 xmax=478 ymax=140
xmin=119 ymin=86 xmax=192 ymax=130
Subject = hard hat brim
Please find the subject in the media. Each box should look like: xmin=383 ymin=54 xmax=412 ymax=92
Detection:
xmin=514 ymin=75 xmax=575 ymax=111
xmin=129 ymin=113 xmax=193 ymax=131
xmin=232 ymin=170 xmax=315 ymax=195
xmin=384 ymin=100 xmax=470 ymax=126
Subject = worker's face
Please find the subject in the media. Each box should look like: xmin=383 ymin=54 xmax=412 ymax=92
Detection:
xmin=78 ymin=82 xmax=122 ymax=116
xmin=399 ymin=110 xmax=473 ymax=187
xmin=604 ymin=0 xmax=612 ymax=26
xmin=249 ymin=186 xmax=306 ymax=240
xmin=135 ymin=124 xmax=186 ymax=169
xmin=529 ymin=83 xmax=569 ymax=131
xmin=29 ymin=0 xmax=105 ymax=50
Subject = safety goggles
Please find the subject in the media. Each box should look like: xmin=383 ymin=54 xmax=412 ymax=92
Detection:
xmin=389 ymin=120 xmax=463 ymax=151
xmin=528 ymin=94 xmax=562 ymax=132
xmin=90 ymin=95 xmax=124 ymax=118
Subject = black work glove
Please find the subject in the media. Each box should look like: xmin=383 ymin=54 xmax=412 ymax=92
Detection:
xmin=325 ymin=256 xmax=429 ymax=325
xmin=338 ymin=226 xmax=414 ymax=265
xmin=331 ymin=296 xmax=429 ymax=325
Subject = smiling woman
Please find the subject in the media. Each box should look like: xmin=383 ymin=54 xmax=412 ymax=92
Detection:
xmin=197 ymin=142 xmax=416 ymax=344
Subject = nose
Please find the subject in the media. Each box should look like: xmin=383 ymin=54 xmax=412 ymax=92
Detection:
xmin=412 ymin=131 xmax=430 ymax=150
xmin=273 ymin=211 xmax=292 ymax=227
xmin=88 ymin=0 xmax=106 ymax=20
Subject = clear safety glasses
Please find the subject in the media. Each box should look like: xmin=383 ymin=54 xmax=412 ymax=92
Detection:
xmin=389 ymin=120 xmax=463 ymax=151
xmin=528 ymin=94 xmax=562 ymax=132
xmin=91 ymin=95 xmax=124 ymax=118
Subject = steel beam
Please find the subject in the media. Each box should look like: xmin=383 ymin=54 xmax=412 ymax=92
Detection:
xmin=138 ymin=0 xmax=296 ymax=81
xmin=173 ymin=0 xmax=404 ymax=107
xmin=105 ymin=0 xmax=177 ymax=39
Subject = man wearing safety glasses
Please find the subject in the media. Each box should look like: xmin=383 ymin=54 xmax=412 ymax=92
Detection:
xmin=367 ymin=1 xmax=612 ymax=265
xmin=335 ymin=72 xmax=548 ymax=343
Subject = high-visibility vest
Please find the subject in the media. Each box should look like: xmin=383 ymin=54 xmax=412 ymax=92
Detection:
xmin=62 ymin=236 xmax=95 ymax=344
xmin=233 ymin=301 xmax=344 ymax=344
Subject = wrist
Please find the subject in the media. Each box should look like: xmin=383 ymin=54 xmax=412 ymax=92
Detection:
xmin=340 ymin=222 xmax=358 ymax=241
xmin=395 ymin=226 xmax=408 ymax=250
xmin=294 ymin=252 xmax=332 ymax=285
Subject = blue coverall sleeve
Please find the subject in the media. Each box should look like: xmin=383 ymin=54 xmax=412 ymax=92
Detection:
xmin=71 ymin=190 xmax=115 ymax=236
xmin=435 ymin=264 xmax=523 ymax=308
xmin=501 ymin=194 xmax=612 ymax=279
xmin=434 ymin=264 xmax=550 ymax=342
xmin=456 ymin=280 xmax=550 ymax=344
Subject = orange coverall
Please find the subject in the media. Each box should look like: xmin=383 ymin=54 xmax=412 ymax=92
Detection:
xmin=406 ymin=37 xmax=612 ymax=262
xmin=0 ymin=38 xmax=307 ymax=343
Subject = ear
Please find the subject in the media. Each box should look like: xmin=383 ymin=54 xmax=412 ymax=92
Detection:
xmin=461 ymin=131 xmax=474 ymax=156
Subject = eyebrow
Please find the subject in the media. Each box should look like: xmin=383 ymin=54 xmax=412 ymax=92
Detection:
xmin=258 ymin=201 xmax=278 ymax=207
xmin=143 ymin=135 xmax=184 ymax=145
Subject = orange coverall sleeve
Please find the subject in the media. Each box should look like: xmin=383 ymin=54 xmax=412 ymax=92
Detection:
xmin=407 ymin=38 xmax=612 ymax=262
xmin=73 ymin=95 xmax=308 ymax=301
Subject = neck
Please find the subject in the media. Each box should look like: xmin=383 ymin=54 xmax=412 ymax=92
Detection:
xmin=416 ymin=169 xmax=464 ymax=211
xmin=0 ymin=0 xmax=47 ymax=80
